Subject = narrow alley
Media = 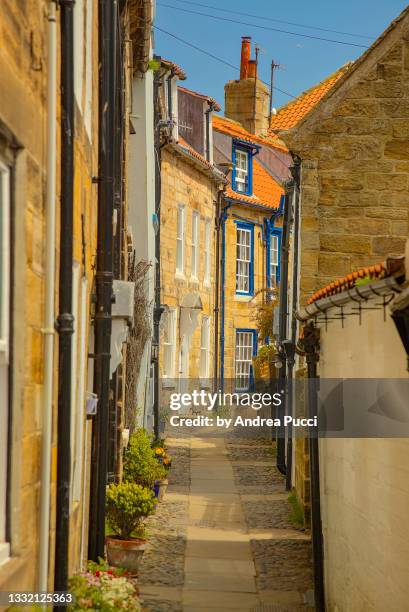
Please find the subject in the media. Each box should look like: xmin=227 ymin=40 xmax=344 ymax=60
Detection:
xmin=139 ymin=429 xmax=314 ymax=611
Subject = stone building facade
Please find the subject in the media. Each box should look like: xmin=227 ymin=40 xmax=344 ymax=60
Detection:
xmin=281 ymin=6 xmax=409 ymax=304
xmin=0 ymin=0 xmax=99 ymax=591
xmin=213 ymin=115 xmax=290 ymax=389
xmin=0 ymin=0 xmax=147 ymax=592
xmin=156 ymin=73 xmax=225 ymax=399
xmin=159 ymin=147 xmax=223 ymax=386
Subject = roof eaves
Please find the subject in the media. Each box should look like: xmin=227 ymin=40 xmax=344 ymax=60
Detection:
xmin=224 ymin=193 xmax=281 ymax=212
xmin=159 ymin=57 xmax=187 ymax=80
xmin=177 ymin=86 xmax=221 ymax=112
xmin=168 ymin=141 xmax=227 ymax=183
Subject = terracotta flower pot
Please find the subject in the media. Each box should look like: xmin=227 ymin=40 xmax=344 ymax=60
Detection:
xmin=106 ymin=536 xmax=147 ymax=574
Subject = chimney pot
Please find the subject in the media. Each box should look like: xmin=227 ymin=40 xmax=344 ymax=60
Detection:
xmin=240 ymin=36 xmax=251 ymax=80
xmin=248 ymin=59 xmax=257 ymax=79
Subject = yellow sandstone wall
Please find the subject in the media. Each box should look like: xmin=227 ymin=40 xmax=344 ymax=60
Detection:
xmin=222 ymin=204 xmax=282 ymax=384
xmin=0 ymin=0 xmax=99 ymax=590
xmin=283 ymin=19 xmax=409 ymax=304
xmin=159 ymin=148 xmax=218 ymax=388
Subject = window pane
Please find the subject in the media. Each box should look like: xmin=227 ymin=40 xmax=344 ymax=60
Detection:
xmin=236 ymin=227 xmax=252 ymax=293
xmin=235 ymin=331 xmax=254 ymax=391
xmin=176 ymin=207 xmax=184 ymax=272
xmin=0 ymin=172 xmax=3 ymax=339
xmin=235 ymin=149 xmax=248 ymax=193
xmin=204 ymin=220 xmax=210 ymax=282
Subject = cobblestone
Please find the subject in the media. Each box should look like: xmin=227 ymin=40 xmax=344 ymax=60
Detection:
xmin=251 ymin=539 xmax=314 ymax=593
xmin=243 ymin=500 xmax=304 ymax=531
xmin=234 ymin=464 xmax=286 ymax=494
xmin=139 ymin=430 xmax=313 ymax=610
xmin=138 ymin=437 xmax=189 ymax=599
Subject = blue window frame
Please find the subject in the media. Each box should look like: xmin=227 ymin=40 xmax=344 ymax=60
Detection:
xmin=267 ymin=227 xmax=282 ymax=288
xmin=232 ymin=142 xmax=253 ymax=195
xmin=235 ymin=329 xmax=257 ymax=391
xmin=235 ymin=221 xmax=254 ymax=296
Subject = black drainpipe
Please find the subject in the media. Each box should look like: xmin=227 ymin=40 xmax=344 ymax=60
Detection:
xmin=152 ymin=70 xmax=164 ymax=441
xmin=298 ymin=322 xmax=325 ymax=612
xmin=205 ymin=106 xmax=212 ymax=162
xmin=54 ymin=0 xmax=75 ymax=597
xmin=276 ymin=180 xmax=293 ymax=475
xmin=285 ymin=156 xmax=301 ymax=490
xmin=88 ymin=0 xmax=117 ymax=562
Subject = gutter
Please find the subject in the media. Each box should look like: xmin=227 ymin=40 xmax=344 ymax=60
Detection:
xmin=276 ymin=180 xmax=294 ymax=476
xmin=224 ymin=195 xmax=283 ymax=214
xmin=286 ymin=157 xmax=300 ymax=491
xmin=296 ymin=276 xmax=401 ymax=322
xmin=54 ymin=0 xmax=75 ymax=594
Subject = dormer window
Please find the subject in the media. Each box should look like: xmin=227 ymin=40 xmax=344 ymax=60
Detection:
xmin=232 ymin=143 xmax=253 ymax=195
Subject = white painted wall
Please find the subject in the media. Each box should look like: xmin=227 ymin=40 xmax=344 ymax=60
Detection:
xmin=128 ymin=70 xmax=156 ymax=426
xmin=317 ymin=300 xmax=409 ymax=611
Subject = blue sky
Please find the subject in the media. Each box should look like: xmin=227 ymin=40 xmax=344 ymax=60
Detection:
xmin=154 ymin=0 xmax=408 ymax=111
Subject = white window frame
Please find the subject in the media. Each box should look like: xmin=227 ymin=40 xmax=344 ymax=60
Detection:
xmin=191 ymin=211 xmax=199 ymax=279
xmin=235 ymin=331 xmax=255 ymax=392
xmin=204 ymin=219 xmax=211 ymax=285
xmin=176 ymin=205 xmax=185 ymax=275
xmin=72 ymin=276 xmax=88 ymax=503
xmin=199 ymin=316 xmax=210 ymax=380
xmin=270 ymin=234 xmax=279 ymax=287
xmin=0 ymin=161 xmax=10 ymax=563
xmin=234 ymin=149 xmax=249 ymax=193
xmin=163 ymin=308 xmax=177 ymax=379
xmin=236 ymin=226 xmax=252 ymax=294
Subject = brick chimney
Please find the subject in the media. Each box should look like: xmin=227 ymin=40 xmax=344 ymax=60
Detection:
xmin=225 ymin=37 xmax=270 ymax=136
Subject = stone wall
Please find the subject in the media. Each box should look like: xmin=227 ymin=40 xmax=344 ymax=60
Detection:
xmin=283 ymin=13 xmax=409 ymax=304
xmin=225 ymin=78 xmax=270 ymax=137
xmin=222 ymin=204 xmax=283 ymax=384
xmin=0 ymin=0 xmax=99 ymax=590
xmin=159 ymin=148 xmax=219 ymax=390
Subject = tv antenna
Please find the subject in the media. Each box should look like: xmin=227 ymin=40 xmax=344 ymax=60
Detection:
xmin=269 ymin=59 xmax=282 ymax=122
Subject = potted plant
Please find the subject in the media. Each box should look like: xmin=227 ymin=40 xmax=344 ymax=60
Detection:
xmin=123 ymin=429 xmax=167 ymax=488
xmin=105 ymin=482 xmax=156 ymax=573
xmin=68 ymin=559 xmax=141 ymax=610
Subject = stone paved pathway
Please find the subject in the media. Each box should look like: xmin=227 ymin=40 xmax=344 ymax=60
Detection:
xmin=139 ymin=429 xmax=314 ymax=611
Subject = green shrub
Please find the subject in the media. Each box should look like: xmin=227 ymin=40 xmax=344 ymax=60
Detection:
xmin=106 ymin=482 xmax=156 ymax=540
xmin=123 ymin=429 xmax=166 ymax=487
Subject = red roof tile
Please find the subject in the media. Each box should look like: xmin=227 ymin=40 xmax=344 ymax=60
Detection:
xmin=161 ymin=58 xmax=187 ymax=80
xmin=178 ymin=135 xmax=212 ymax=167
xmin=225 ymin=159 xmax=284 ymax=210
xmin=213 ymin=115 xmax=288 ymax=153
xmin=269 ymin=64 xmax=352 ymax=133
xmin=307 ymin=263 xmax=387 ymax=305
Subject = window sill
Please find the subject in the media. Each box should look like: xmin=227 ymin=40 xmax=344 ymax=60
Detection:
xmin=189 ymin=276 xmax=199 ymax=286
xmin=203 ymin=280 xmax=211 ymax=289
xmin=199 ymin=379 xmax=212 ymax=389
xmin=175 ymin=271 xmax=186 ymax=282
xmin=232 ymin=188 xmax=252 ymax=197
xmin=162 ymin=378 xmax=176 ymax=389
xmin=234 ymin=294 xmax=253 ymax=302
xmin=0 ymin=542 xmax=10 ymax=568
